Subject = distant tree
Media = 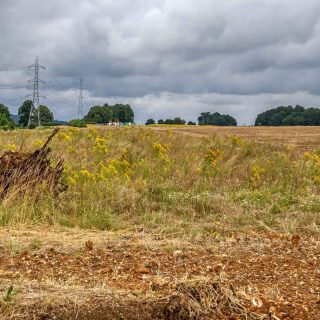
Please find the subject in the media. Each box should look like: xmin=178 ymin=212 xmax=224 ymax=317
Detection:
xmin=255 ymin=105 xmax=320 ymax=126
xmin=162 ymin=117 xmax=186 ymax=125
xmin=0 ymin=103 xmax=15 ymax=130
xmin=0 ymin=103 xmax=11 ymax=120
xmin=85 ymin=106 xmax=108 ymax=123
xmin=0 ymin=113 xmax=14 ymax=130
xmin=187 ymin=121 xmax=196 ymax=125
xmin=145 ymin=119 xmax=155 ymax=125
xmin=85 ymin=103 xmax=134 ymax=123
xmin=198 ymin=112 xmax=237 ymax=126
xmin=38 ymin=105 xmax=54 ymax=124
xmin=18 ymin=101 xmax=54 ymax=127
xmin=157 ymin=119 xmax=165 ymax=124
xmin=18 ymin=100 xmax=33 ymax=127
xmin=173 ymin=117 xmax=186 ymax=124
xmin=112 ymin=104 xmax=134 ymax=123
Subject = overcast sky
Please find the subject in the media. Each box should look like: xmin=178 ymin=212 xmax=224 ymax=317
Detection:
xmin=1 ymin=0 xmax=320 ymax=124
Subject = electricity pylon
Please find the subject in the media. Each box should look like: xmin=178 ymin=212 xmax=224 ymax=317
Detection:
xmin=27 ymin=56 xmax=46 ymax=127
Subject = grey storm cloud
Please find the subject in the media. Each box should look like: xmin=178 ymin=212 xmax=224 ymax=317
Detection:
xmin=1 ymin=0 xmax=320 ymax=123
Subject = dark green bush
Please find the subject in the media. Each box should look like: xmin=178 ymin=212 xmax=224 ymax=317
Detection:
xmin=68 ymin=119 xmax=87 ymax=128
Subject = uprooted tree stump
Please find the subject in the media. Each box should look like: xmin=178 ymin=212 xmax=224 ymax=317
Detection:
xmin=0 ymin=128 xmax=67 ymax=200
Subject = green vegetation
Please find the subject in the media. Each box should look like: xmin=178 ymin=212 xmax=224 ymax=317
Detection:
xmin=68 ymin=119 xmax=87 ymax=127
xmin=18 ymin=100 xmax=54 ymax=127
xmin=198 ymin=112 xmax=237 ymax=126
xmin=85 ymin=103 xmax=134 ymax=123
xmin=255 ymin=105 xmax=320 ymax=126
xmin=158 ymin=117 xmax=186 ymax=124
xmin=0 ymin=103 xmax=15 ymax=130
xmin=149 ymin=118 xmax=195 ymax=125
xmin=0 ymin=127 xmax=319 ymax=237
xmin=3 ymin=286 xmax=17 ymax=303
xmin=145 ymin=119 xmax=156 ymax=125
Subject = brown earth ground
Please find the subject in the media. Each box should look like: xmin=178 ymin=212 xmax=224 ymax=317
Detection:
xmin=0 ymin=227 xmax=319 ymax=319
xmin=151 ymin=126 xmax=320 ymax=149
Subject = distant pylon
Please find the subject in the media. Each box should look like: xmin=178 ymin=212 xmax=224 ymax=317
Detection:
xmin=27 ymin=56 xmax=46 ymax=127
xmin=78 ymin=77 xmax=84 ymax=119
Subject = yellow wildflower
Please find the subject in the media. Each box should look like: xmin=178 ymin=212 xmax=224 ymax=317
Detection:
xmin=152 ymin=142 xmax=170 ymax=164
xmin=6 ymin=144 xmax=17 ymax=152
xmin=205 ymin=148 xmax=222 ymax=167
xmin=35 ymin=139 xmax=45 ymax=148
xmin=250 ymin=165 xmax=266 ymax=183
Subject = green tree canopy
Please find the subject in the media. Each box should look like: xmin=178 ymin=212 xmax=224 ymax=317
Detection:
xmin=161 ymin=117 xmax=186 ymax=125
xmin=38 ymin=105 xmax=54 ymax=124
xmin=0 ymin=103 xmax=11 ymax=120
xmin=255 ymin=105 xmax=320 ymax=126
xmin=0 ymin=103 xmax=15 ymax=130
xmin=198 ymin=112 xmax=237 ymax=126
xmin=18 ymin=101 xmax=54 ymax=127
xmin=145 ymin=119 xmax=155 ymax=125
xmin=18 ymin=100 xmax=33 ymax=127
xmin=113 ymin=104 xmax=134 ymax=123
xmin=85 ymin=103 xmax=134 ymax=123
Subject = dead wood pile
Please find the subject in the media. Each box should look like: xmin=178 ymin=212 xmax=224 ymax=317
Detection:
xmin=163 ymin=279 xmax=269 ymax=320
xmin=0 ymin=128 xmax=67 ymax=200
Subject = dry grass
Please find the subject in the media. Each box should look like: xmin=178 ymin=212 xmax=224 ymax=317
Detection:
xmin=0 ymin=126 xmax=319 ymax=236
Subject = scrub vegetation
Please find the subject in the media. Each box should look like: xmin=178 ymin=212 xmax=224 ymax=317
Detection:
xmin=0 ymin=126 xmax=319 ymax=236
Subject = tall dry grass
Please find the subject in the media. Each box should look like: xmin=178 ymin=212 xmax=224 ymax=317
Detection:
xmin=0 ymin=126 xmax=319 ymax=237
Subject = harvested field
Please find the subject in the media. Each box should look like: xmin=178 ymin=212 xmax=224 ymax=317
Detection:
xmin=151 ymin=126 xmax=320 ymax=149
xmin=0 ymin=228 xmax=319 ymax=319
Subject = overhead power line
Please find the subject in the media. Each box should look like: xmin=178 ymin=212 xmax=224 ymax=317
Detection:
xmin=0 ymin=67 xmax=28 ymax=72
xmin=0 ymin=84 xmax=28 ymax=90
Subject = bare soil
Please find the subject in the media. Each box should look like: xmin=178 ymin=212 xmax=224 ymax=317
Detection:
xmin=0 ymin=228 xmax=319 ymax=319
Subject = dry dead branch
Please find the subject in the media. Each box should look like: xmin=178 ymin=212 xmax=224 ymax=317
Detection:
xmin=163 ymin=279 xmax=268 ymax=320
xmin=0 ymin=128 xmax=67 ymax=200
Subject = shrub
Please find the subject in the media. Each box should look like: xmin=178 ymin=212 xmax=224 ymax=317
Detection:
xmin=0 ymin=114 xmax=15 ymax=130
xmin=68 ymin=119 xmax=87 ymax=128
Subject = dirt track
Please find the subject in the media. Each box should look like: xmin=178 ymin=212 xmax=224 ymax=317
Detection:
xmin=0 ymin=228 xmax=319 ymax=319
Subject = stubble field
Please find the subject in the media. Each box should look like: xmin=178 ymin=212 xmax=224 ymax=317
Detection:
xmin=0 ymin=125 xmax=319 ymax=319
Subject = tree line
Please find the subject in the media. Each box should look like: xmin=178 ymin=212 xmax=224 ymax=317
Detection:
xmin=145 ymin=117 xmax=196 ymax=125
xmin=145 ymin=112 xmax=237 ymax=126
xmin=0 ymin=101 xmax=135 ymax=129
xmin=146 ymin=105 xmax=320 ymax=127
xmin=255 ymin=105 xmax=320 ymax=126
xmin=3 ymin=99 xmax=320 ymax=129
